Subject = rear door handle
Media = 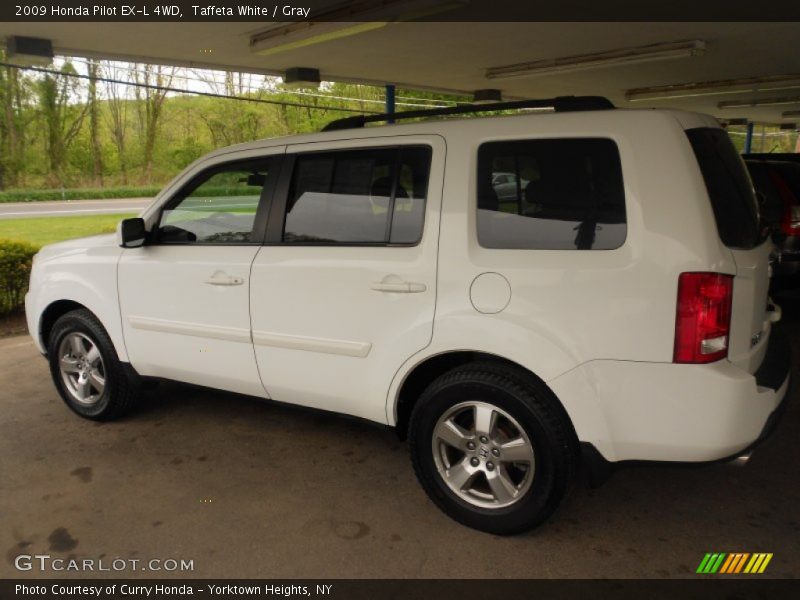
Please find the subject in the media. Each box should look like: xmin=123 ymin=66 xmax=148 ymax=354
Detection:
xmin=204 ymin=271 xmax=244 ymax=286
xmin=371 ymin=281 xmax=427 ymax=293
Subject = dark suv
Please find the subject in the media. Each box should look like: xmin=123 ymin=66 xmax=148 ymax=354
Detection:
xmin=745 ymin=157 xmax=800 ymax=278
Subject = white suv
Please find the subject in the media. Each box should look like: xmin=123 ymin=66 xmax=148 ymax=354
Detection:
xmin=25 ymin=98 xmax=791 ymax=534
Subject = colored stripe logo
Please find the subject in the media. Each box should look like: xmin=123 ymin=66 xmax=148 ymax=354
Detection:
xmin=696 ymin=553 xmax=773 ymax=574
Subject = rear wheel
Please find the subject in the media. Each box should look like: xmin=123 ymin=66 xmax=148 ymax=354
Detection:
xmin=47 ymin=309 xmax=141 ymax=420
xmin=409 ymin=362 xmax=577 ymax=535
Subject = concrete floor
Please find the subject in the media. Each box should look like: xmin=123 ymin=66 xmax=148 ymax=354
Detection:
xmin=2 ymin=295 xmax=799 ymax=579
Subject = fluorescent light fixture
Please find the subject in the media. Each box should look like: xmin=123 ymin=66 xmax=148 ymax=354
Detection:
xmin=718 ymin=96 xmax=800 ymax=109
xmin=783 ymin=110 xmax=800 ymax=119
xmin=250 ymin=0 xmax=469 ymax=56
xmin=626 ymin=74 xmax=800 ymax=102
xmin=5 ymin=36 xmax=53 ymax=66
xmin=251 ymin=22 xmax=388 ymax=57
xmin=485 ymin=40 xmax=706 ymax=81
xmin=283 ymin=67 xmax=321 ymax=89
xmin=472 ymin=89 xmax=502 ymax=104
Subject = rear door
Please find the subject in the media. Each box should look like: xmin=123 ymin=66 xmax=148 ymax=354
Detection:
xmin=249 ymin=136 xmax=444 ymax=423
xmin=686 ymin=127 xmax=776 ymax=374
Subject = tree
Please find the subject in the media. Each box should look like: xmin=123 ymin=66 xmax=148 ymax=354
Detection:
xmin=132 ymin=64 xmax=174 ymax=183
xmin=87 ymin=60 xmax=103 ymax=186
xmin=0 ymin=59 xmax=34 ymax=189
xmin=37 ymin=61 xmax=90 ymax=187
xmin=194 ymin=69 xmax=265 ymax=146
xmin=103 ymin=61 xmax=130 ymax=184
xmin=0 ymin=61 xmax=464 ymax=190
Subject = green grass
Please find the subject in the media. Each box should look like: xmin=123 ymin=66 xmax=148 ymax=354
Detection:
xmin=0 ymin=214 xmax=136 ymax=247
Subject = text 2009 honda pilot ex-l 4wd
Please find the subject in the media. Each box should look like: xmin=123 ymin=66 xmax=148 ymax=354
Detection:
xmin=26 ymin=97 xmax=791 ymax=534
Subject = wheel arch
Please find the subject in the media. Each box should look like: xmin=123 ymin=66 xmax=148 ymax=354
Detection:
xmin=391 ymin=350 xmax=579 ymax=444
xmin=40 ymin=299 xmax=87 ymax=350
xmin=37 ymin=297 xmax=128 ymax=362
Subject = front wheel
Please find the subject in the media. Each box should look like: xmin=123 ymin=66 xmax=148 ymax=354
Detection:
xmin=409 ymin=362 xmax=578 ymax=535
xmin=47 ymin=309 xmax=141 ymax=421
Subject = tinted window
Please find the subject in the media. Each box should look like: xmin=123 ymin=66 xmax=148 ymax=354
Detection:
xmin=477 ymin=139 xmax=626 ymax=250
xmin=773 ymin=162 xmax=800 ymax=199
xmin=283 ymin=146 xmax=431 ymax=244
xmin=390 ymin=149 xmax=431 ymax=243
xmin=687 ymin=128 xmax=765 ymax=249
xmin=745 ymin=161 xmax=784 ymax=231
xmin=158 ymin=159 xmax=271 ymax=244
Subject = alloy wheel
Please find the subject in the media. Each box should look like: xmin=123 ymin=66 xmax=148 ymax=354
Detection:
xmin=58 ymin=332 xmax=106 ymax=406
xmin=432 ymin=400 xmax=535 ymax=509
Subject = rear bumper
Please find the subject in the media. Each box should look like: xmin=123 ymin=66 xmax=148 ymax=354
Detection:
xmin=549 ymin=325 xmax=792 ymax=468
xmin=580 ymin=371 xmax=790 ymax=486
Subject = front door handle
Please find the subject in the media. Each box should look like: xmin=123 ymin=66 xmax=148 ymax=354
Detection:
xmin=204 ymin=271 xmax=244 ymax=286
xmin=371 ymin=281 xmax=427 ymax=293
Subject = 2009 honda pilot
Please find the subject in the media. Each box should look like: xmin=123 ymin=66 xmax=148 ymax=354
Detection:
xmin=26 ymin=97 xmax=791 ymax=534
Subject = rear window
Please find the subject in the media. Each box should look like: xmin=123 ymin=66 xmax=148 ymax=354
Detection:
xmin=686 ymin=128 xmax=765 ymax=249
xmin=477 ymin=138 xmax=627 ymax=250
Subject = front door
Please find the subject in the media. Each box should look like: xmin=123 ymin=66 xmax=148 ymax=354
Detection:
xmin=249 ymin=137 xmax=444 ymax=423
xmin=118 ymin=151 xmax=282 ymax=398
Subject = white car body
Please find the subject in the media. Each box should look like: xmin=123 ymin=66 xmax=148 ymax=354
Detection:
xmin=26 ymin=107 xmax=790 ymax=468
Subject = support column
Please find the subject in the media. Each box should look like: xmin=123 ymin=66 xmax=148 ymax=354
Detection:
xmin=744 ymin=121 xmax=754 ymax=154
xmin=385 ymin=84 xmax=396 ymax=123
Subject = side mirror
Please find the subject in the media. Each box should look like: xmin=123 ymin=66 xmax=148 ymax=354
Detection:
xmin=119 ymin=218 xmax=147 ymax=248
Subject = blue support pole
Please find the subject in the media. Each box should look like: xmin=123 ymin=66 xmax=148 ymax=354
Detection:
xmin=385 ymin=84 xmax=396 ymax=123
xmin=744 ymin=121 xmax=754 ymax=154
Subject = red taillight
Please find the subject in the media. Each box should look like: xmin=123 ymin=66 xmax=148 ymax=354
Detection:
xmin=782 ymin=205 xmax=800 ymax=236
xmin=673 ymin=272 xmax=733 ymax=364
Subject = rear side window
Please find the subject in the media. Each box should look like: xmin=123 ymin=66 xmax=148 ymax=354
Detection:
xmin=477 ymin=138 xmax=627 ymax=250
xmin=686 ymin=128 xmax=765 ymax=249
xmin=283 ymin=146 xmax=431 ymax=244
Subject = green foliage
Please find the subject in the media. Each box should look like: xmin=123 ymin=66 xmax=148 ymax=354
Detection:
xmin=0 ymin=61 xmax=34 ymax=189
xmin=0 ymin=186 xmax=160 ymax=202
xmin=0 ymin=238 xmax=37 ymax=315
xmin=727 ymin=124 xmax=799 ymax=154
xmin=0 ymin=62 xmax=474 ymax=193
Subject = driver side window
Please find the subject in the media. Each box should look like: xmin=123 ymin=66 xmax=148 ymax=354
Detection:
xmin=157 ymin=158 xmax=272 ymax=244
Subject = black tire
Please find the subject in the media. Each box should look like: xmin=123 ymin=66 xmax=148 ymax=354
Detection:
xmin=409 ymin=362 xmax=578 ymax=535
xmin=47 ymin=309 xmax=141 ymax=421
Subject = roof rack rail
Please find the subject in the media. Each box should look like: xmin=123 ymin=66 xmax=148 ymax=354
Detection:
xmin=321 ymin=95 xmax=614 ymax=132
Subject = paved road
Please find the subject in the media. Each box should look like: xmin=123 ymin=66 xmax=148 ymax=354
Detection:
xmin=1 ymin=299 xmax=798 ymax=579
xmin=0 ymin=198 xmax=153 ymax=219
